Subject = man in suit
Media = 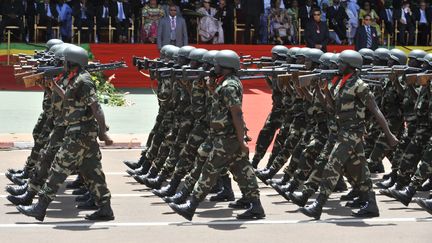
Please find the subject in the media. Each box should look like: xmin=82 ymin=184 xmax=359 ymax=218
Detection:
xmin=394 ymin=1 xmax=415 ymax=45
xmin=355 ymin=14 xmax=379 ymax=50
xmin=130 ymin=0 xmax=144 ymax=43
xmin=215 ymin=0 xmax=234 ymax=44
xmin=327 ymin=0 xmax=348 ymax=44
xmin=241 ymin=0 xmax=264 ymax=44
xmin=24 ymin=0 xmax=38 ymax=43
xmin=299 ymin=0 xmax=315 ymax=28
xmin=37 ymin=0 xmax=59 ymax=41
xmin=305 ymin=8 xmax=329 ymax=52
xmin=379 ymin=0 xmax=395 ymax=40
xmin=95 ymin=0 xmax=112 ymax=43
xmin=112 ymin=0 xmax=132 ymax=43
xmin=157 ymin=4 xmax=188 ymax=49
xmin=72 ymin=0 xmax=95 ymax=43
xmin=414 ymin=0 xmax=432 ymax=46
xmin=0 ymin=0 xmax=25 ymax=43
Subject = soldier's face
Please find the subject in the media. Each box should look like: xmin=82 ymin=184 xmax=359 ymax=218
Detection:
xmin=387 ymin=59 xmax=395 ymax=67
xmin=296 ymin=56 xmax=305 ymax=64
xmin=215 ymin=64 xmax=222 ymax=75
xmin=338 ymin=61 xmax=350 ymax=74
xmin=408 ymin=58 xmax=419 ymax=67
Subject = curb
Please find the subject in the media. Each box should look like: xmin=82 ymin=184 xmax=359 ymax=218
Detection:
xmin=0 ymin=141 xmax=143 ymax=150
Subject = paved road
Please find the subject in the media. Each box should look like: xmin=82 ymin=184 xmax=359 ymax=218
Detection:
xmin=0 ymin=149 xmax=431 ymax=243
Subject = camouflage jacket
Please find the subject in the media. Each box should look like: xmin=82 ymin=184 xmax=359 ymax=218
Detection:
xmin=52 ymin=75 xmax=69 ymax=127
xmin=380 ymin=78 xmax=403 ymax=119
xmin=400 ymin=76 xmax=417 ymax=123
xmin=191 ymin=79 xmax=207 ymax=121
xmin=209 ymin=74 xmax=243 ymax=136
xmin=268 ymin=77 xmax=284 ymax=108
xmin=42 ymin=90 xmax=53 ymax=119
xmin=414 ymin=86 xmax=430 ymax=127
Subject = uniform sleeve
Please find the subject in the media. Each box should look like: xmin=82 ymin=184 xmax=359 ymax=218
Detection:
xmin=80 ymin=80 xmax=98 ymax=106
xmin=356 ymin=79 xmax=374 ymax=105
xmin=222 ymin=85 xmax=241 ymax=107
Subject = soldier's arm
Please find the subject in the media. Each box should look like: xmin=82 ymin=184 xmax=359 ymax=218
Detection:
xmin=391 ymin=73 xmax=404 ymax=95
xmin=90 ymin=102 xmax=113 ymax=146
xmin=408 ymin=85 xmax=419 ymax=99
xmin=323 ymin=85 xmax=335 ymax=111
xmin=50 ymin=80 xmax=65 ymax=99
xmin=230 ymin=105 xmax=248 ymax=153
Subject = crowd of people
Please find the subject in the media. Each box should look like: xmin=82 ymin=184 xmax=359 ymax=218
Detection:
xmin=1 ymin=0 xmax=431 ymax=48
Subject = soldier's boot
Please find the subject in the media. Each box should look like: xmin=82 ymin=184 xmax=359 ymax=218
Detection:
xmin=5 ymin=183 xmax=28 ymax=196
xmin=340 ymin=188 xmax=360 ymax=201
xmin=345 ymin=191 xmax=368 ymax=208
xmin=75 ymin=191 xmax=91 ymax=202
xmin=256 ymin=167 xmax=277 ymax=185
xmin=333 ymin=176 xmax=348 ymax=192
xmin=288 ymin=190 xmax=314 ymax=207
xmin=300 ymin=193 xmax=328 ymax=220
xmin=77 ymin=196 xmax=98 ymax=210
xmin=228 ymin=197 xmax=252 ymax=209
xmin=6 ymin=168 xmax=29 ymax=181
xmin=133 ymin=166 xmax=158 ymax=184
xmin=379 ymin=183 xmax=403 ymax=198
xmin=16 ymin=194 xmax=52 ymax=222
xmin=65 ymin=174 xmax=84 ymax=189
xmin=123 ymin=152 xmax=147 ymax=170
xmin=420 ymin=178 xmax=432 ymax=191
xmin=72 ymin=187 xmax=88 ymax=195
xmin=415 ymin=198 xmax=432 ymax=215
xmin=352 ymin=191 xmax=380 ymax=218
xmin=209 ymin=177 xmax=223 ymax=193
xmin=85 ymin=201 xmax=115 ymax=221
xmin=7 ymin=168 xmax=23 ymax=174
xmin=163 ymin=186 xmax=190 ymax=204
xmin=168 ymin=196 xmax=199 ymax=221
xmin=152 ymin=175 xmax=182 ymax=198
xmin=144 ymin=171 xmax=169 ymax=189
xmin=251 ymin=158 xmax=260 ymax=169
xmin=236 ymin=198 xmax=266 ymax=220
xmin=376 ymin=170 xmax=397 ymax=189
xmin=10 ymin=176 xmax=27 ymax=186
xmin=391 ymin=185 xmax=416 ymax=206
xmin=7 ymin=191 xmax=36 ymax=206
xmin=268 ymin=173 xmax=290 ymax=188
xmin=367 ymin=159 xmax=385 ymax=173
xmin=209 ymin=175 xmax=235 ymax=202
xmin=275 ymin=180 xmax=299 ymax=201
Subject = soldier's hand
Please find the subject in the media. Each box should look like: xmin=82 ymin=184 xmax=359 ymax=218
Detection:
xmin=387 ymin=133 xmax=399 ymax=147
xmin=240 ymin=141 xmax=249 ymax=154
xmin=100 ymin=133 xmax=114 ymax=146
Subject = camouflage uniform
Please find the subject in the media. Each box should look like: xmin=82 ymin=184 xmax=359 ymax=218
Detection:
xmin=39 ymin=71 xmax=111 ymax=206
xmin=363 ymin=86 xmax=384 ymax=158
xmin=319 ymin=74 xmax=373 ymax=197
xmin=192 ymin=75 xmax=260 ymax=202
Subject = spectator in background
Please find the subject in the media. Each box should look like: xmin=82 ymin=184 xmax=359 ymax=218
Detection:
xmin=56 ymin=0 xmax=73 ymax=42
xmin=355 ymin=14 xmax=379 ymax=50
xmin=112 ymin=0 xmax=132 ymax=43
xmin=344 ymin=0 xmax=359 ymax=45
xmin=130 ymin=0 xmax=145 ymax=43
xmin=379 ymin=0 xmax=394 ymax=44
xmin=215 ymin=0 xmax=234 ymax=44
xmin=394 ymin=0 xmax=414 ymax=45
xmin=241 ymin=0 xmax=264 ymax=44
xmin=259 ymin=0 xmax=272 ymax=44
xmin=95 ymin=0 xmax=112 ymax=43
xmin=327 ymin=0 xmax=349 ymax=44
xmin=299 ymin=0 xmax=314 ymax=28
xmin=141 ymin=0 xmax=164 ymax=43
xmin=157 ymin=4 xmax=188 ymax=49
xmin=162 ymin=0 xmax=181 ymax=17
xmin=269 ymin=0 xmax=295 ymax=44
xmin=414 ymin=0 xmax=432 ymax=46
xmin=287 ymin=0 xmax=299 ymax=44
xmin=25 ymin=0 xmax=38 ymax=43
xmin=359 ymin=1 xmax=380 ymax=38
xmin=73 ymin=0 xmax=95 ymax=43
xmin=305 ymin=8 xmax=329 ymax=51
xmin=0 ymin=0 xmax=25 ymax=43
xmin=197 ymin=0 xmax=224 ymax=43
xmin=37 ymin=0 xmax=59 ymax=41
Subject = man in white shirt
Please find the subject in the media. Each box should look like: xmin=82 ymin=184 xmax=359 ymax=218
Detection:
xmin=414 ymin=0 xmax=432 ymax=45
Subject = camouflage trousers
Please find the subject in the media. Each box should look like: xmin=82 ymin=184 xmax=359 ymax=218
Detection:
xmin=171 ymin=122 xmax=208 ymax=179
xmin=368 ymin=116 xmax=403 ymax=165
xmin=25 ymin=113 xmax=54 ymax=171
xmin=28 ymin=126 xmax=66 ymax=193
xmin=263 ymin=116 xmax=293 ymax=168
xmin=144 ymin=111 xmax=164 ymax=149
xmin=145 ymin=110 xmax=175 ymax=161
xmin=396 ymin=124 xmax=431 ymax=185
xmin=268 ymin=117 xmax=306 ymax=172
xmin=40 ymin=123 xmax=111 ymax=206
xmin=193 ymin=136 xmax=260 ymax=202
xmin=319 ymin=132 xmax=372 ymax=197
xmin=281 ymin=127 xmax=313 ymax=178
xmin=252 ymin=107 xmax=284 ymax=163
xmin=151 ymin=127 xmax=178 ymax=170
xmin=410 ymin=137 xmax=432 ymax=188
xmin=363 ymin=118 xmax=381 ymax=159
xmin=390 ymin=122 xmax=417 ymax=171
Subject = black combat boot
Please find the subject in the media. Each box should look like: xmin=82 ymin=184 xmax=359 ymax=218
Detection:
xmin=415 ymin=198 xmax=432 ymax=215
xmin=352 ymin=191 xmax=380 ymax=218
xmin=228 ymin=197 xmax=251 ymax=209
xmin=250 ymin=158 xmax=260 ymax=169
xmin=7 ymin=168 xmax=23 ymax=174
xmin=6 ymin=168 xmax=29 ymax=181
xmin=376 ymin=170 xmax=397 ymax=189
xmin=209 ymin=175 xmax=235 ymax=202
xmin=169 ymin=196 xmax=199 ymax=221
xmin=300 ymin=193 xmax=328 ymax=220
xmin=133 ymin=166 xmax=158 ymax=184
xmin=368 ymin=159 xmax=384 ymax=173
xmin=123 ymin=152 xmax=147 ymax=170
xmin=236 ymin=198 xmax=266 ymax=219
xmin=85 ymin=202 xmax=115 ymax=221
xmin=163 ymin=186 xmax=190 ymax=204
xmin=256 ymin=167 xmax=277 ymax=185
xmin=379 ymin=183 xmax=403 ymax=198
xmin=10 ymin=176 xmax=27 ymax=186
xmin=209 ymin=177 xmax=223 ymax=193
xmin=5 ymin=183 xmax=28 ymax=196
xmin=345 ymin=191 xmax=368 ymax=208
xmin=144 ymin=171 xmax=169 ymax=189
xmin=77 ymin=196 xmax=98 ymax=210
xmin=16 ymin=194 xmax=52 ymax=221
xmin=420 ymin=178 xmax=432 ymax=191
xmin=152 ymin=175 xmax=182 ymax=198
xmin=274 ymin=180 xmax=299 ymax=200
xmin=333 ymin=176 xmax=348 ymax=192
xmin=267 ymin=173 xmax=290 ymax=188
xmin=7 ymin=191 xmax=36 ymax=206
xmin=288 ymin=190 xmax=314 ymax=207
xmin=391 ymin=185 xmax=416 ymax=206
xmin=340 ymin=188 xmax=360 ymax=201
xmin=75 ymin=191 xmax=91 ymax=202
xmin=65 ymin=174 xmax=84 ymax=189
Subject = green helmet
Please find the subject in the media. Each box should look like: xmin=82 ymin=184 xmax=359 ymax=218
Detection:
xmin=64 ymin=45 xmax=88 ymax=67
xmin=189 ymin=48 xmax=208 ymax=62
xmin=54 ymin=43 xmax=74 ymax=59
xmin=319 ymin=52 xmax=335 ymax=67
xmin=420 ymin=53 xmax=432 ymax=66
xmin=214 ymin=50 xmax=240 ymax=70
xmin=160 ymin=44 xmax=175 ymax=57
xmin=271 ymin=45 xmax=289 ymax=57
xmin=358 ymin=48 xmax=374 ymax=61
xmin=305 ymin=48 xmax=324 ymax=63
xmin=296 ymin=47 xmax=311 ymax=57
xmin=46 ymin=39 xmax=64 ymax=51
xmin=287 ymin=47 xmax=301 ymax=58
xmin=178 ymin=46 xmax=196 ymax=58
xmin=202 ymin=50 xmax=219 ymax=65
xmin=389 ymin=48 xmax=407 ymax=65
xmin=339 ymin=50 xmax=363 ymax=69
xmin=165 ymin=46 xmax=180 ymax=60
xmin=408 ymin=49 xmax=427 ymax=61
xmin=330 ymin=53 xmax=340 ymax=64
xmin=373 ymin=48 xmax=391 ymax=61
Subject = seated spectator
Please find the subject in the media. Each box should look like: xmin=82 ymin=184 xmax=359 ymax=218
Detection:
xmin=215 ymin=0 xmax=234 ymax=44
xmin=141 ymin=0 xmax=165 ymax=43
xmin=73 ymin=0 xmax=95 ymax=43
xmin=327 ymin=0 xmax=349 ymax=44
xmin=394 ymin=0 xmax=415 ymax=45
xmin=56 ymin=0 xmax=73 ymax=42
xmin=299 ymin=0 xmax=314 ymax=28
xmin=286 ymin=0 xmax=299 ymax=44
xmin=344 ymin=0 xmax=359 ymax=45
xmin=259 ymin=0 xmax=272 ymax=44
xmin=305 ymin=8 xmax=329 ymax=51
xmin=0 ymin=0 xmax=25 ymax=43
xmin=37 ymin=0 xmax=59 ymax=41
xmin=269 ymin=0 xmax=295 ymax=44
xmin=379 ymin=0 xmax=395 ymax=42
xmin=359 ymin=1 xmax=381 ymax=37
xmin=197 ymin=0 xmax=224 ymax=43
xmin=113 ymin=0 xmax=132 ymax=43
xmin=414 ymin=0 xmax=432 ymax=46
xmin=95 ymin=0 xmax=113 ymax=43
